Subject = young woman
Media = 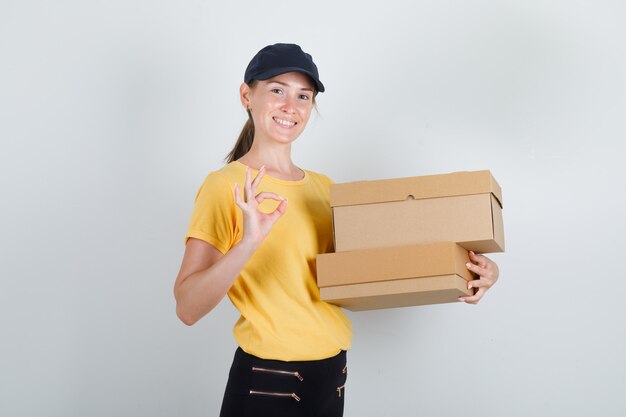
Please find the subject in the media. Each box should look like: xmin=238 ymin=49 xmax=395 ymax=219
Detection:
xmin=173 ymin=43 xmax=499 ymax=417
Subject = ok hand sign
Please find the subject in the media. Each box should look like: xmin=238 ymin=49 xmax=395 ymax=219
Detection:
xmin=234 ymin=166 xmax=288 ymax=247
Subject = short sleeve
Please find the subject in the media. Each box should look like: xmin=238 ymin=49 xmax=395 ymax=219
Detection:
xmin=185 ymin=171 xmax=238 ymax=254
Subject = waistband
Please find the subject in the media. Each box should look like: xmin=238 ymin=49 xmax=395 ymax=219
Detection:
xmin=233 ymin=347 xmax=346 ymax=373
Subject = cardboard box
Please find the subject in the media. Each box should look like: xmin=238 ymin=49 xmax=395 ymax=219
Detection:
xmin=330 ymin=170 xmax=504 ymax=253
xmin=317 ymin=242 xmax=476 ymax=311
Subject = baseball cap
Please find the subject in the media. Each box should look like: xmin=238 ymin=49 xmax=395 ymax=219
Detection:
xmin=244 ymin=43 xmax=325 ymax=93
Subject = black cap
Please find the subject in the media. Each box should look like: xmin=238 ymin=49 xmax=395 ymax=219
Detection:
xmin=244 ymin=43 xmax=325 ymax=93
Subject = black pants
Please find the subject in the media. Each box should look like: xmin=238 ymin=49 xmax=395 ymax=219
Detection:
xmin=219 ymin=347 xmax=348 ymax=417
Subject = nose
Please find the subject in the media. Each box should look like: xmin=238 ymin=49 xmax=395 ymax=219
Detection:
xmin=281 ymin=94 xmax=297 ymax=114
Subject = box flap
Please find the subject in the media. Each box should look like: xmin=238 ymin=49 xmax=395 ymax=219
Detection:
xmin=330 ymin=170 xmax=503 ymax=208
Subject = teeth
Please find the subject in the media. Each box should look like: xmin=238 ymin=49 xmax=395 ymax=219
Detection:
xmin=273 ymin=117 xmax=295 ymax=126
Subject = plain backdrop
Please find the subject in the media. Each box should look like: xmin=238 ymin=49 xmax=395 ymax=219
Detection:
xmin=1 ymin=1 xmax=625 ymax=416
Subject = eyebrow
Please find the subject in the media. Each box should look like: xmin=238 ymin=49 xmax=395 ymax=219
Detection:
xmin=267 ymin=80 xmax=314 ymax=92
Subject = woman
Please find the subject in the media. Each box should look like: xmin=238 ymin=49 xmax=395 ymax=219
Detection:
xmin=173 ymin=43 xmax=499 ymax=417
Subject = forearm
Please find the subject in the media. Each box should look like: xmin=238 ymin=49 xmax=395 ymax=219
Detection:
xmin=175 ymin=238 xmax=259 ymax=325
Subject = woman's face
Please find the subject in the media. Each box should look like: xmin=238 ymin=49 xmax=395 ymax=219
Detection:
xmin=241 ymin=71 xmax=316 ymax=146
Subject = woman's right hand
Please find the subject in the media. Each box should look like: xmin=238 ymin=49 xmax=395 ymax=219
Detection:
xmin=234 ymin=165 xmax=288 ymax=247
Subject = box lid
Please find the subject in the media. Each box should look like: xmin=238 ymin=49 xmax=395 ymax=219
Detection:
xmin=316 ymin=241 xmax=475 ymax=287
xmin=330 ymin=170 xmax=503 ymax=208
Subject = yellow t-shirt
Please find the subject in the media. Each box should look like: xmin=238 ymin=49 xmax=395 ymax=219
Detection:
xmin=185 ymin=161 xmax=353 ymax=361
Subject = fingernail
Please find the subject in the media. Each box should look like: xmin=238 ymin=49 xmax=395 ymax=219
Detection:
xmin=458 ymin=297 xmax=465 ymax=302
xmin=467 ymin=282 xmax=472 ymax=289
xmin=466 ymin=262 xmax=472 ymax=268
xmin=260 ymin=165 xmax=265 ymax=170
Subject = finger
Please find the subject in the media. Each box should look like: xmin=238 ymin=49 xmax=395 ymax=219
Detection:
xmin=254 ymin=192 xmax=286 ymax=204
xmin=467 ymin=261 xmax=497 ymax=284
xmin=267 ymin=199 xmax=288 ymax=222
xmin=244 ymin=166 xmax=252 ymax=202
xmin=469 ymin=251 xmax=488 ymax=268
xmin=458 ymin=287 xmax=487 ymax=304
xmin=466 ymin=261 xmax=486 ymax=278
xmin=467 ymin=278 xmax=491 ymax=290
xmin=479 ymin=254 xmax=499 ymax=280
xmin=234 ymin=183 xmax=242 ymax=206
xmin=251 ymin=165 xmax=266 ymax=192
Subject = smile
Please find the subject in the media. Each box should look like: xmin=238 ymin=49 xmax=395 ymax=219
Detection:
xmin=273 ymin=117 xmax=296 ymax=127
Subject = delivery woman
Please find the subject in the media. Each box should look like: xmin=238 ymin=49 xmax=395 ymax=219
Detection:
xmin=173 ymin=43 xmax=499 ymax=417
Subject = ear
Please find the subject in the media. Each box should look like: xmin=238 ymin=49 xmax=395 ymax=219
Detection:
xmin=240 ymin=82 xmax=252 ymax=110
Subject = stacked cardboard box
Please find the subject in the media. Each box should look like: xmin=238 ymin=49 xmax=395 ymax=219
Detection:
xmin=316 ymin=170 xmax=504 ymax=311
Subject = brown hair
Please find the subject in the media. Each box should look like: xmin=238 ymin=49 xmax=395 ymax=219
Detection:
xmin=224 ymin=78 xmax=318 ymax=163
xmin=225 ymin=109 xmax=255 ymax=163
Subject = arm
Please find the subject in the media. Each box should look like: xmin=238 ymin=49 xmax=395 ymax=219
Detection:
xmin=173 ymin=237 xmax=258 ymax=325
xmin=173 ymin=166 xmax=287 ymax=325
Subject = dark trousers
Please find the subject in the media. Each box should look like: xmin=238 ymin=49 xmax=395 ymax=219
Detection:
xmin=219 ymin=347 xmax=348 ymax=417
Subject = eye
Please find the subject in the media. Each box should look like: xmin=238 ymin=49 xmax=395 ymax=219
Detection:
xmin=299 ymin=94 xmax=311 ymax=100
xmin=271 ymin=88 xmax=283 ymax=94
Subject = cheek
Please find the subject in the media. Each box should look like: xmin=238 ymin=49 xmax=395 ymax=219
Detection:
xmin=299 ymin=105 xmax=314 ymax=120
xmin=251 ymin=100 xmax=275 ymax=121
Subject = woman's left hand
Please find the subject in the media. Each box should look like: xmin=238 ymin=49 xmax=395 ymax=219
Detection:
xmin=458 ymin=251 xmax=499 ymax=304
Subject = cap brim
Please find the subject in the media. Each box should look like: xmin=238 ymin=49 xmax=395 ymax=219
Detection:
xmin=246 ymin=66 xmax=325 ymax=93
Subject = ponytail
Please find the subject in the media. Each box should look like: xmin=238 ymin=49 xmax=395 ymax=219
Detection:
xmin=225 ymin=110 xmax=254 ymax=163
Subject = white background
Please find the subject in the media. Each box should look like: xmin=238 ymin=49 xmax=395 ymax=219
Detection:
xmin=1 ymin=1 xmax=625 ymax=416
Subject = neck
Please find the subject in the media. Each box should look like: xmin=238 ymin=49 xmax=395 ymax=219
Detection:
xmin=237 ymin=141 xmax=304 ymax=181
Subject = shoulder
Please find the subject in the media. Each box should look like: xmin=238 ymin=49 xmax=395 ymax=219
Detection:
xmin=216 ymin=161 xmax=246 ymax=180
xmin=200 ymin=162 xmax=244 ymax=190
xmin=193 ymin=163 xmax=244 ymax=204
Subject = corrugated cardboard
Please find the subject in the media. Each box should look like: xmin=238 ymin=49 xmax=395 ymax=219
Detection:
xmin=330 ymin=170 xmax=504 ymax=253
xmin=316 ymin=242 xmax=475 ymax=310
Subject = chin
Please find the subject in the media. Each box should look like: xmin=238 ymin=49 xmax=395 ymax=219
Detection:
xmin=272 ymin=132 xmax=303 ymax=144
